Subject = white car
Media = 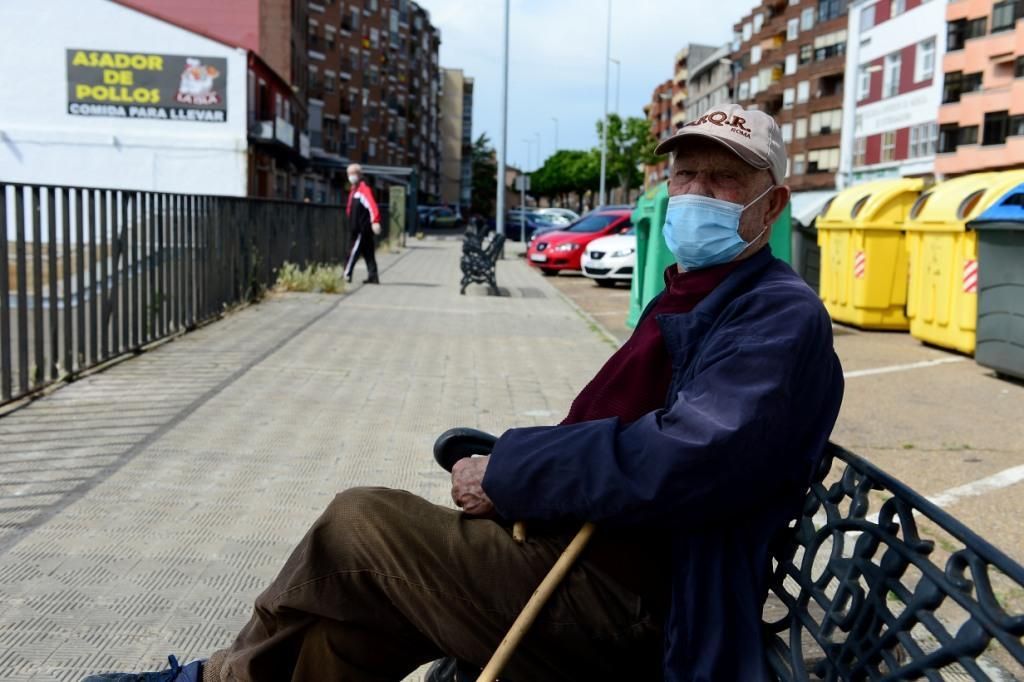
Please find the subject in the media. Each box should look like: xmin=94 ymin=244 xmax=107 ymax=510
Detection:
xmin=581 ymin=228 xmax=636 ymax=287
xmin=536 ymin=207 xmax=579 ymax=225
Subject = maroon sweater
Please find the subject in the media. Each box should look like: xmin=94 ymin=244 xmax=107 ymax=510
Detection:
xmin=562 ymin=260 xmax=742 ymax=427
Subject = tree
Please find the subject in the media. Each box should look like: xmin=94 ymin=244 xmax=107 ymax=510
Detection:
xmin=595 ymin=114 xmax=658 ymax=196
xmin=470 ymin=133 xmax=498 ymax=218
xmin=529 ymin=149 xmax=600 ymax=212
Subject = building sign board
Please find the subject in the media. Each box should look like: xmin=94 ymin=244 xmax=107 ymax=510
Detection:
xmin=854 ymin=89 xmax=935 ymax=138
xmin=66 ymin=49 xmax=228 ymax=122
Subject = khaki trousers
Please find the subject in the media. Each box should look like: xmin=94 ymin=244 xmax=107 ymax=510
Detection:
xmin=205 ymin=487 xmax=663 ymax=681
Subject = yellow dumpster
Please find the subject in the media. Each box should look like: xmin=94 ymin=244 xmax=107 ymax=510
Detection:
xmin=904 ymin=170 xmax=1024 ymax=355
xmin=817 ymin=178 xmax=925 ymax=329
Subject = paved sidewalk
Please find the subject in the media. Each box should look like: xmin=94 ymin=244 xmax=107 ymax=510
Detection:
xmin=0 ymin=240 xmax=616 ymax=681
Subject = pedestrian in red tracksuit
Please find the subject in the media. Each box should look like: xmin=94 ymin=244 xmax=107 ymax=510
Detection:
xmin=344 ymin=163 xmax=382 ymax=284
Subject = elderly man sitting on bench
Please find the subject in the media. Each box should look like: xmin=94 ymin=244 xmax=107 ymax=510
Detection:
xmin=85 ymin=104 xmax=844 ymax=682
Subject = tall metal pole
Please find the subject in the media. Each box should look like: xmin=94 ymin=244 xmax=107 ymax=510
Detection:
xmin=598 ymin=0 xmax=611 ymax=207
xmin=610 ymin=58 xmax=621 ymax=114
xmin=552 ymin=117 xmax=559 ymax=153
xmin=496 ymin=0 xmax=510 ymax=237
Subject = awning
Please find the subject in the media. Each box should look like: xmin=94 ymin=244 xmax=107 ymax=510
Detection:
xmin=790 ymin=190 xmax=838 ymax=227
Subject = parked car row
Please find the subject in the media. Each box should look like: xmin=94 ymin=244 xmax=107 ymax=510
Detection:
xmin=417 ymin=205 xmax=464 ymax=229
xmin=524 ymin=206 xmax=636 ymax=286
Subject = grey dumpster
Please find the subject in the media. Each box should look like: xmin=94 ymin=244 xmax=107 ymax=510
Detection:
xmin=968 ymin=182 xmax=1024 ymax=380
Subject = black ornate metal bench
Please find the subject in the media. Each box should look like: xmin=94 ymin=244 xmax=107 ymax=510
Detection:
xmin=428 ymin=432 xmax=1024 ymax=680
xmin=460 ymin=229 xmax=505 ymax=295
xmin=765 ymin=442 xmax=1024 ymax=680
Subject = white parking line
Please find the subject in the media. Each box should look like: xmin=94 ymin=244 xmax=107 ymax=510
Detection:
xmin=843 ymin=357 xmax=966 ymax=379
xmin=926 ymin=464 xmax=1024 ymax=509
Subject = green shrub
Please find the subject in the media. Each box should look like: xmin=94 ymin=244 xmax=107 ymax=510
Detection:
xmin=275 ymin=262 xmax=346 ymax=294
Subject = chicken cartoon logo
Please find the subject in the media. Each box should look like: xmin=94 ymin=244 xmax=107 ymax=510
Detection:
xmin=175 ymin=58 xmax=221 ymax=105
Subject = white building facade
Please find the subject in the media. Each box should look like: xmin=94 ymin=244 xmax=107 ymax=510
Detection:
xmin=0 ymin=0 xmax=248 ymax=196
xmin=838 ymin=0 xmax=947 ymax=188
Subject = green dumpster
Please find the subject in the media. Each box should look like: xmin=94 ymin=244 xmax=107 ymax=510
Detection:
xmin=767 ymin=201 xmax=792 ymax=265
xmin=627 ymin=182 xmax=673 ymax=328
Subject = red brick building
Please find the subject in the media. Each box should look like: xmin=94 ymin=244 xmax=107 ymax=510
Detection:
xmin=644 ymin=79 xmax=675 ymax=186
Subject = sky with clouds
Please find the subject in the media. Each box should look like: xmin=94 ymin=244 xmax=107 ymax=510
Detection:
xmin=425 ymin=0 xmax=758 ymax=171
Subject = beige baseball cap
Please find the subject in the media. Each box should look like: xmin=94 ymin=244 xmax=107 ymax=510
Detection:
xmin=654 ymin=103 xmax=787 ymax=183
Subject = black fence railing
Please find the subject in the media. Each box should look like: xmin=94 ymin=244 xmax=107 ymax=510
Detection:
xmin=0 ymin=182 xmax=348 ymax=408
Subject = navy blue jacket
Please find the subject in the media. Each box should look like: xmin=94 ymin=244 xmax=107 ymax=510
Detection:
xmin=483 ymin=247 xmax=844 ymax=681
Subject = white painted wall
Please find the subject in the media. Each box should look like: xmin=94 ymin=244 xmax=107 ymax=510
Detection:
xmin=0 ymin=0 xmax=248 ymax=196
xmin=839 ymin=0 xmax=948 ymax=186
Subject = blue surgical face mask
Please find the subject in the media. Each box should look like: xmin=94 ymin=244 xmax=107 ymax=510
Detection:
xmin=662 ymin=185 xmax=774 ymax=270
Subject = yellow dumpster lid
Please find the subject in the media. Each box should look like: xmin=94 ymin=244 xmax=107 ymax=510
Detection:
xmin=906 ymin=170 xmax=1024 ymax=232
xmin=817 ymin=178 xmax=925 ymax=230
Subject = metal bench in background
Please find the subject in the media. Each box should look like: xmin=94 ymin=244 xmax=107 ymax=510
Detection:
xmin=428 ymin=431 xmax=1024 ymax=680
xmin=460 ymin=229 xmax=505 ymax=296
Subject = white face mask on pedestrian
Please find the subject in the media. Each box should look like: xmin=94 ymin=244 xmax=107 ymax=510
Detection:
xmin=348 ymin=175 xmax=359 ymax=186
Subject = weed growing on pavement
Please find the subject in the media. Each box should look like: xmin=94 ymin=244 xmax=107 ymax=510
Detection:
xmin=275 ymin=262 xmax=346 ymax=294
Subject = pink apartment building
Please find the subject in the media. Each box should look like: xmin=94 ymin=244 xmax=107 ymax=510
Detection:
xmin=936 ymin=0 xmax=1024 ymax=176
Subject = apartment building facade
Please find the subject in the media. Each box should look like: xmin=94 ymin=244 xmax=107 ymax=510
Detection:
xmin=732 ymin=0 xmax=850 ymax=193
xmin=936 ymin=0 xmax=1024 ymax=176
xmin=644 ymin=79 xmax=675 ymax=185
xmin=686 ymin=44 xmax=733 ymax=122
xmin=440 ymin=68 xmax=474 ymax=211
xmin=672 ymin=47 xmax=691 ymax=129
xmin=839 ymin=0 xmax=946 ymax=186
xmin=306 ymin=0 xmax=442 ymax=204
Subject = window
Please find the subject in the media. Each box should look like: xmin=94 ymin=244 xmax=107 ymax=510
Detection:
xmin=992 ymin=0 xmax=1024 ymax=33
xmin=783 ymin=87 xmax=795 ymax=108
xmin=754 ymin=12 xmax=764 ymax=32
xmin=370 ymin=27 xmax=380 ymax=48
xmin=861 ymin=4 xmax=876 ymax=31
xmin=782 ymin=122 xmax=793 ymax=142
xmin=733 ymin=31 xmax=742 ymax=52
xmin=324 ymin=70 xmax=335 ymax=92
xmin=800 ymin=44 xmax=813 ymax=64
xmin=796 ymin=118 xmax=808 ymax=138
xmin=818 ymin=0 xmax=847 ymax=23
xmin=738 ymin=81 xmax=750 ymax=99
xmin=810 ymin=109 xmax=842 ymax=134
xmin=858 ymin=66 xmax=871 ymax=100
xmin=325 ymin=26 xmax=336 ymax=50
xmin=368 ymin=139 xmax=376 ymax=157
xmin=890 ymin=0 xmax=905 ymax=17
xmin=939 ymin=124 xmax=959 ymax=152
xmin=743 ymin=22 xmax=753 ymax=41
xmin=984 ymin=110 xmax=1010 ymax=145
xmin=909 ymin=122 xmax=938 ymax=157
xmin=808 ymin=147 xmax=840 ymax=172
xmin=751 ymin=45 xmax=762 ymax=64
xmin=787 ymin=18 xmax=800 ymax=40
xmin=854 ymin=137 xmax=866 ymax=166
xmin=883 ymin=52 xmax=901 ymax=98
xmin=797 ymin=80 xmax=810 ymax=102
xmin=793 ymin=153 xmax=806 ymax=175
xmin=881 ymin=131 xmax=896 ymax=161
xmin=1016 ymin=56 xmax=1024 ymax=77
xmin=749 ymin=76 xmax=760 ymax=97
xmin=814 ymin=30 xmax=847 ymax=61
xmin=916 ymin=39 xmax=935 ymax=82
xmin=801 ymin=7 xmax=815 ymax=30
xmin=947 ymin=17 xmax=987 ymax=50
xmin=944 ymin=71 xmax=984 ymax=102
xmin=785 ymin=53 xmax=798 ymax=75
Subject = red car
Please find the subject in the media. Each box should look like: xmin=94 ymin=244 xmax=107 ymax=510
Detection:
xmin=526 ymin=207 xmax=632 ymax=276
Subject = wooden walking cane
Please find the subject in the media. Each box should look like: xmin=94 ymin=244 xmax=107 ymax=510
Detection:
xmin=476 ymin=522 xmax=596 ymax=682
xmin=432 ymin=429 xmax=595 ymax=680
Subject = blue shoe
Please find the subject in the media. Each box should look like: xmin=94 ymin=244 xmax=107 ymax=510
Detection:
xmin=82 ymin=655 xmax=203 ymax=682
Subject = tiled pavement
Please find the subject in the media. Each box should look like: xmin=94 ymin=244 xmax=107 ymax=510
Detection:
xmin=0 ymin=239 xmax=617 ymax=681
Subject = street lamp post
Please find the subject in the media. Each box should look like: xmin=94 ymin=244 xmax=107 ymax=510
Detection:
xmin=598 ymin=0 xmax=611 ymax=208
xmin=496 ymin=0 xmax=510 ymax=239
xmin=610 ymin=58 xmax=621 ymax=114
